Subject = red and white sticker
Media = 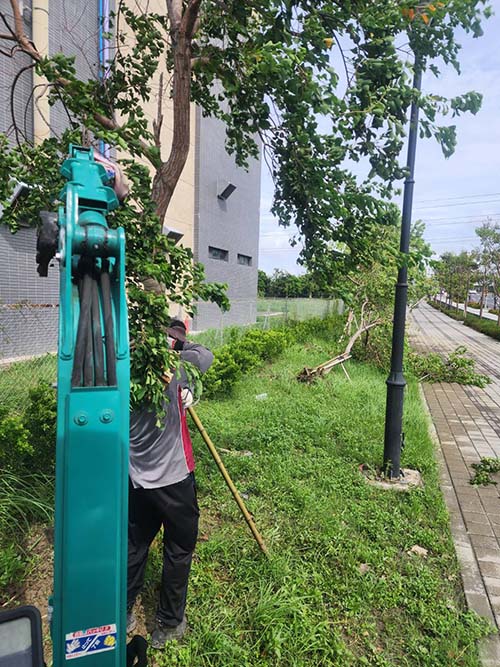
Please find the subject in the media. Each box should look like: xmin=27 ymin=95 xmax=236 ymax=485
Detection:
xmin=65 ymin=624 xmax=117 ymax=660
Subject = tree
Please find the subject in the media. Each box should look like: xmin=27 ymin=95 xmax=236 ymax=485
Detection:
xmin=257 ymin=270 xmax=270 ymax=297
xmin=476 ymin=221 xmax=500 ymax=324
xmin=433 ymin=250 xmax=479 ymax=316
xmin=0 ymin=0 xmax=490 ymax=407
xmin=330 ymin=220 xmax=433 ymax=330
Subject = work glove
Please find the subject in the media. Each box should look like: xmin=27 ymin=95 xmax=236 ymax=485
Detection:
xmin=167 ymin=335 xmax=184 ymax=351
xmin=180 ymin=387 xmax=194 ymax=409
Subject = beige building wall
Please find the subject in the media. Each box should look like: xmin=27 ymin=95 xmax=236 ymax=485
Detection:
xmin=119 ymin=0 xmax=196 ymax=252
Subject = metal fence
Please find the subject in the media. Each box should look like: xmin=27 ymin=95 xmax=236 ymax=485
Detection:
xmin=191 ymin=297 xmax=344 ymax=347
xmin=257 ymin=297 xmax=344 ymax=324
xmin=0 ymin=304 xmax=58 ymax=414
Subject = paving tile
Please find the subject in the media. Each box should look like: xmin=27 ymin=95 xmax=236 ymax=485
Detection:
xmin=467 ymin=522 xmax=495 ymax=537
xmin=410 ymin=304 xmax=500 ymax=653
xmin=474 ymin=548 xmax=500 ymax=563
xmin=460 ymin=498 xmax=487 ymax=513
xmin=484 ymin=577 xmax=500 ymax=597
xmin=462 ymin=510 xmax=488 ymax=523
xmin=480 ymin=635 xmax=500 ymax=666
xmin=470 ymin=535 xmax=500 ymax=551
xmin=479 ymin=561 xmax=500 ymax=579
xmin=464 ymin=591 xmax=496 ymax=624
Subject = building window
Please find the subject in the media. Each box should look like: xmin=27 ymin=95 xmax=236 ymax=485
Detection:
xmin=208 ymin=246 xmax=229 ymax=261
xmin=237 ymin=253 xmax=252 ymax=266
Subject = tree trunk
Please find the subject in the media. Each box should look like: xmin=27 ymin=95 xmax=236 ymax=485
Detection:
xmin=480 ymin=273 xmax=486 ymax=319
xmin=152 ymin=30 xmax=192 ymax=223
xmin=464 ymin=276 xmax=470 ymax=318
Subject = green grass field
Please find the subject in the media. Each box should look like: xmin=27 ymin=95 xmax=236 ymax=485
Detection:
xmin=141 ymin=340 xmax=492 ymax=666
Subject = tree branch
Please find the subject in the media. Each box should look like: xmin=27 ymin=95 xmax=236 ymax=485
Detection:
xmin=166 ymin=0 xmax=182 ymax=28
xmin=4 ymin=0 xmax=157 ymax=166
xmin=153 ymin=71 xmax=164 ymax=149
xmin=181 ymin=0 xmax=203 ymax=39
xmin=151 ymin=0 xmax=202 ymax=222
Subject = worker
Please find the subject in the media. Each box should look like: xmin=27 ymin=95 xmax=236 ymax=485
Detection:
xmin=126 ymin=319 xmax=214 ymax=648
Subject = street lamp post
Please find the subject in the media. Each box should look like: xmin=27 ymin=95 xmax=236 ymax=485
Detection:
xmin=383 ymin=62 xmax=422 ymax=479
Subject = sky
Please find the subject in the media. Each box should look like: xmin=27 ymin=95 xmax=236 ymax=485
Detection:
xmin=258 ymin=3 xmax=500 ymax=275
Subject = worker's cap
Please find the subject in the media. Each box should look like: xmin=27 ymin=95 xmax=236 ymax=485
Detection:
xmin=166 ymin=319 xmax=187 ymax=343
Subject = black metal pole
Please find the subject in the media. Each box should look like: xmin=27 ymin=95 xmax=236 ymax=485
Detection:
xmin=383 ymin=62 xmax=422 ymax=479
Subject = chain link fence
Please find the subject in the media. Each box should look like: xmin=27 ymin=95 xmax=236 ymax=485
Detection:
xmin=257 ymin=297 xmax=344 ymax=324
xmin=0 ymin=304 xmax=58 ymax=414
xmin=0 ymin=226 xmax=59 ymax=414
xmin=191 ymin=297 xmax=344 ymax=347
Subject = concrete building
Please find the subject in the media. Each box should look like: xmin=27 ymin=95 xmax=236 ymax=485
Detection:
xmin=193 ymin=112 xmax=260 ymax=330
xmin=0 ymin=0 xmax=260 ymax=361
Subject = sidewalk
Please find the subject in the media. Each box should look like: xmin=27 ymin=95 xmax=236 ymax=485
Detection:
xmin=409 ymin=303 xmax=500 ymax=665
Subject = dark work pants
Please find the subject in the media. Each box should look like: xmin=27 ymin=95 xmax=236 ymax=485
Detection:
xmin=127 ymin=473 xmax=199 ymax=626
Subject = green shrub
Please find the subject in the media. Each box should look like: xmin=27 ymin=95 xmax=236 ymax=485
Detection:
xmin=488 ymin=308 xmax=500 ymax=316
xmin=0 ymin=382 xmax=57 ymax=474
xmin=464 ymin=313 xmax=500 ymax=340
xmin=203 ymin=328 xmax=289 ymax=399
xmin=203 ymin=348 xmax=243 ymax=399
xmin=0 ymin=407 xmax=33 ymax=470
xmin=238 ymin=329 xmax=287 ymax=361
xmin=281 ymin=315 xmax=344 ymax=344
xmin=351 ymin=324 xmax=394 ymax=371
xmin=468 ymin=301 xmax=481 ymax=309
xmin=24 ymin=382 xmax=57 ymax=474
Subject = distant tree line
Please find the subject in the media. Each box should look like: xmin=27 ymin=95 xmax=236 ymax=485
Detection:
xmin=258 ymin=270 xmax=334 ymax=298
xmin=433 ymin=219 xmax=500 ymax=322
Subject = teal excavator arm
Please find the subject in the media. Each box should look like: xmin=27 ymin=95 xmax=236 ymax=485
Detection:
xmin=49 ymin=145 xmax=130 ymax=666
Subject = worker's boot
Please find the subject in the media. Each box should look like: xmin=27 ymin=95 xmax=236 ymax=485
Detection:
xmin=151 ymin=615 xmax=187 ymax=648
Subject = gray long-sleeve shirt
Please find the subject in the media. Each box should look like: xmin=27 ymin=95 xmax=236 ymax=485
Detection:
xmin=129 ymin=341 xmax=214 ymax=489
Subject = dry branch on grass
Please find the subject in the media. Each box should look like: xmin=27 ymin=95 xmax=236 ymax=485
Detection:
xmin=297 ymin=306 xmax=382 ymax=383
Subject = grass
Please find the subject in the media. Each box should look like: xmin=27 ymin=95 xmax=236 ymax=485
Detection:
xmin=0 ymin=353 xmax=56 ymax=413
xmin=0 ymin=471 xmax=54 ymax=599
xmin=140 ymin=339 xmax=492 ymax=666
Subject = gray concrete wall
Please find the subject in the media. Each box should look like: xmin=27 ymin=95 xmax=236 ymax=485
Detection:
xmin=193 ymin=109 xmax=260 ymax=330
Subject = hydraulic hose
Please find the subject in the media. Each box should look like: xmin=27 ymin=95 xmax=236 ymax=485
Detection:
xmin=91 ymin=274 xmax=105 ymax=386
xmin=100 ymin=262 xmax=117 ymax=386
xmin=83 ymin=285 xmax=94 ymax=387
xmin=71 ymin=272 xmax=93 ymax=387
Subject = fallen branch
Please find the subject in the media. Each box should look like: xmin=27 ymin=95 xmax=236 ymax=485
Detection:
xmin=297 ymin=318 xmax=382 ymax=383
xmin=297 ymin=353 xmax=351 ymax=382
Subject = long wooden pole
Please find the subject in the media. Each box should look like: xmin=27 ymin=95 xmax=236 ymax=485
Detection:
xmin=188 ymin=406 xmax=268 ymax=556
